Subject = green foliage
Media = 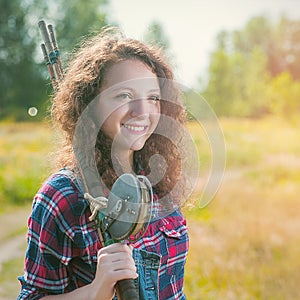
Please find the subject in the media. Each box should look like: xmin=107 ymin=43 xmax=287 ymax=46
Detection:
xmin=267 ymin=72 xmax=300 ymax=117
xmin=144 ymin=20 xmax=171 ymax=51
xmin=270 ymin=16 xmax=300 ymax=79
xmin=232 ymin=16 xmax=272 ymax=55
xmin=1 ymin=118 xmax=300 ymax=299
xmin=0 ymin=0 xmax=110 ymax=121
xmin=202 ymin=45 xmax=270 ymax=117
xmin=52 ymin=0 xmax=109 ymax=56
xmin=0 ymin=0 xmax=47 ymax=120
xmin=199 ymin=15 xmax=300 ymax=118
xmin=0 ymin=122 xmax=54 ymax=207
xmin=143 ymin=20 xmax=176 ymax=68
xmin=184 ymin=117 xmax=300 ymax=300
xmin=0 ymin=257 xmax=26 ymax=299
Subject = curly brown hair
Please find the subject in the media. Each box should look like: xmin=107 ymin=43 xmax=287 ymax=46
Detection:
xmin=51 ymin=28 xmax=187 ymax=208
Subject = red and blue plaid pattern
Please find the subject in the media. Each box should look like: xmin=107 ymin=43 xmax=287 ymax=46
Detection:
xmin=18 ymin=172 xmax=189 ymax=299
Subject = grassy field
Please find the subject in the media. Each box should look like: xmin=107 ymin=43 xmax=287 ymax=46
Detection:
xmin=185 ymin=117 xmax=300 ymax=299
xmin=0 ymin=117 xmax=300 ymax=299
xmin=0 ymin=122 xmax=55 ymax=210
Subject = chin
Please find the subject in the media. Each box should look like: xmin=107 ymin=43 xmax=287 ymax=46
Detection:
xmin=130 ymin=143 xmax=145 ymax=152
xmin=129 ymin=137 xmax=148 ymax=151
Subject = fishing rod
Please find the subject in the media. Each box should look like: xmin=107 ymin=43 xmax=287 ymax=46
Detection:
xmin=38 ymin=20 xmax=63 ymax=90
xmin=38 ymin=20 xmax=154 ymax=300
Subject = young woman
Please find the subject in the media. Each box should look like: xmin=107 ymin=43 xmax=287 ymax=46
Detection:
xmin=18 ymin=29 xmax=189 ymax=300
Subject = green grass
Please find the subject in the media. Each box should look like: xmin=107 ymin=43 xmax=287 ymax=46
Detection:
xmin=0 ymin=255 xmax=26 ymax=299
xmin=0 ymin=122 xmax=55 ymax=209
xmin=184 ymin=116 xmax=300 ymax=299
xmin=1 ymin=116 xmax=300 ymax=299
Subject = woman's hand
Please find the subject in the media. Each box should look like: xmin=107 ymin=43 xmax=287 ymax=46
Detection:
xmin=90 ymin=243 xmax=138 ymax=300
xmin=40 ymin=243 xmax=137 ymax=300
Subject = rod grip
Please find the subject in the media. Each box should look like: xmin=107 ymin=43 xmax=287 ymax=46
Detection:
xmin=38 ymin=20 xmax=53 ymax=53
xmin=116 ymin=278 xmax=139 ymax=300
xmin=103 ymin=237 xmax=139 ymax=299
xmin=47 ymin=24 xmax=58 ymax=50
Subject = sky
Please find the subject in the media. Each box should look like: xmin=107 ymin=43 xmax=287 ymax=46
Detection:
xmin=109 ymin=0 xmax=300 ymax=88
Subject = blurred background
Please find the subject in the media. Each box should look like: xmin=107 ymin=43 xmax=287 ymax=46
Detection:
xmin=0 ymin=0 xmax=300 ymax=299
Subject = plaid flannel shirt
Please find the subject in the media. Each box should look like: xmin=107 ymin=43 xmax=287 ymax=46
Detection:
xmin=17 ymin=171 xmax=189 ymax=299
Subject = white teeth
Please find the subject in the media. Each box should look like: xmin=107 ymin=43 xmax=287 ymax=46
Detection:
xmin=123 ymin=124 xmax=146 ymax=132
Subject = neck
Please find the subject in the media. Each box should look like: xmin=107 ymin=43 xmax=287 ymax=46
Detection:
xmin=114 ymin=150 xmax=134 ymax=174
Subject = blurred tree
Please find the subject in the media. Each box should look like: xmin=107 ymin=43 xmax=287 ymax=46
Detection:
xmin=52 ymin=0 xmax=109 ymax=56
xmin=232 ymin=16 xmax=272 ymax=56
xmin=144 ymin=20 xmax=170 ymax=51
xmin=0 ymin=0 xmax=47 ymax=120
xmin=143 ymin=20 xmax=176 ymax=68
xmin=269 ymin=16 xmax=300 ymax=79
xmin=202 ymin=39 xmax=238 ymax=116
xmin=267 ymin=72 xmax=300 ymax=116
xmin=232 ymin=46 xmax=270 ymax=117
xmin=232 ymin=15 xmax=300 ymax=79
xmin=200 ymin=15 xmax=300 ymax=117
xmin=0 ymin=0 xmax=110 ymax=120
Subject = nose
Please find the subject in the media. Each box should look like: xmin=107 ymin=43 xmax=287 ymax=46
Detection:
xmin=129 ymin=99 xmax=149 ymax=117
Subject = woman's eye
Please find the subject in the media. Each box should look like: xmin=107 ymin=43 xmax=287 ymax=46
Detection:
xmin=116 ymin=93 xmax=133 ymax=101
xmin=148 ymin=95 xmax=160 ymax=102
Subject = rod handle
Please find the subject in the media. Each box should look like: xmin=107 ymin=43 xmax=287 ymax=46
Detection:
xmin=116 ymin=278 xmax=139 ymax=300
xmin=103 ymin=237 xmax=139 ymax=299
xmin=38 ymin=20 xmax=53 ymax=54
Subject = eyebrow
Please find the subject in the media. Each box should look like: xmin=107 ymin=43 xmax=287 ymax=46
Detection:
xmin=110 ymin=86 xmax=161 ymax=94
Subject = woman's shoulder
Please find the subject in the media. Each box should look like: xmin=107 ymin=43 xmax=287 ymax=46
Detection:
xmin=33 ymin=169 xmax=88 ymax=220
xmin=41 ymin=168 xmax=83 ymax=194
xmin=158 ymin=210 xmax=188 ymax=236
xmin=28 ymin=169 xmax=97 ymax=256
xmin=138 ymin=210 xmax=188 ymax=242
xmin=152 ymin=209 xmax=187 ymax=227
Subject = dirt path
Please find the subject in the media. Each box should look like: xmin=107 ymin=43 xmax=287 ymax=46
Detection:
xmin=0 ymin=206 xmax=31 ymax=271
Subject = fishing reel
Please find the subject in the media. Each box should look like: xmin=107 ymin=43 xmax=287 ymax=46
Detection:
xmin=99 ymin=173 xmax=153 ymax=243
xmin=89 ymin=173 xmax=153 ymax=300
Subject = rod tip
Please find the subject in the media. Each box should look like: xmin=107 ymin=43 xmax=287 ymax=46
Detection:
xmin=38 ymin=20 xmax=46 ymax=27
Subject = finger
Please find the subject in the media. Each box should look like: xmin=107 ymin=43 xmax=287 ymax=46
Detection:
xmin=98 ymin=252 xmax=136 ymax=269
xmin=112 ymin=256 xmax=137 ymax=271
xmin=98 ymin=256 xmax=138 ymax=283
xmin=98 ymin=243 xmax=133 ymax=255
xmin=110 ymin=251 xmax=135 ymax=263
xmin=102 ymin=269 xmax=138 ymax=284
xmin=113 ymin=269 xmax=139 ymax=281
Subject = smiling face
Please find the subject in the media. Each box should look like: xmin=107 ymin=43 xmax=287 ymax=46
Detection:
xmin=97 ymin=59 xmax=161 ymax=158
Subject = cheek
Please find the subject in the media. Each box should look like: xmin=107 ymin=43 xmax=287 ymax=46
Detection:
xmin=151 ymin=105 xmax=161 ymax=127
xmin=100 ymin=106 xmax=130 ymax=139
xmin=100 ymin=112 xmax=119 ymax=139
xmin=96 ymin=97 xmax=123 ymax=124
xmin=152 ymin=113 xmax=160 ymax=128
xmin=97 ymin=100 xmax=120 ymax=125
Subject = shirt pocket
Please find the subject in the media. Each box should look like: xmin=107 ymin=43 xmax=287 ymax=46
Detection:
xmin=158 ymin=219 xmax=189 ymax=276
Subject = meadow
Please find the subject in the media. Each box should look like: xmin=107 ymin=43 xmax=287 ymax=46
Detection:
xmin=0 ymin=117 xmax=299 ymax=299
xmin=0 ymin=122 xmax=55 ymax=209
xmin=185 ymin=117 xmax=300 ymax=299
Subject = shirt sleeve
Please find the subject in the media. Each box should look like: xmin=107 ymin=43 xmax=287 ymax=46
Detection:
xmin=17 ymin=173 xmax=90 ymax=299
